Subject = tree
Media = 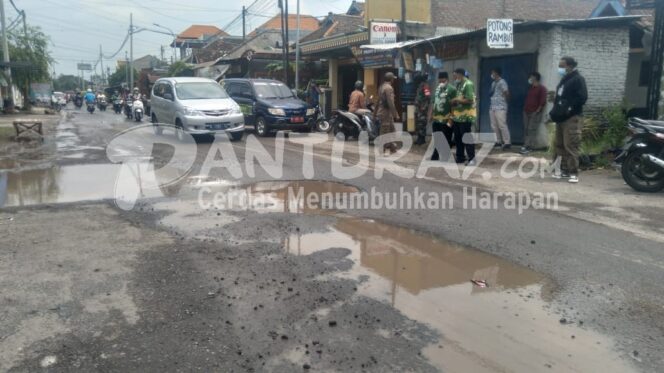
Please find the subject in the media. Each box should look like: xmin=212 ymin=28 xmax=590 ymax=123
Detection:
xmin=53 ymin=74 xmax=80 ymax=92
xmin=0 ymin=25 xmax=53 ymax=109
xmin=167 ymin=61 xmax=193 ymax=77
xmin=107 ymin=64 xmax=137 ymax=88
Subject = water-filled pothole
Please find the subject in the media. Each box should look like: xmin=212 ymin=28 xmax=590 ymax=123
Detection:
xmin=284 ymin=218 xmax=636 ymax=372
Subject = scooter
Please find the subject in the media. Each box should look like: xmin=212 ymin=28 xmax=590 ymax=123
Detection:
xmin=86 ymin=101 xmax=96 ymax=114
xmin=133 ymin=99 xmax=144 ymax=122
xmin=113 ymin=99 xmax=123 ymax=114
xmin=74 ymin=97 xmax=83 ymax=110
xmin=308 ymin=104 xmax=331 ymax=133
xmin=615 ymin=117 xmax=664 ymax=192
xmin=125 ymin=101 xmax=133 ymax=120
xmin=97 ymin=97 xmax=107 ymax=111
xmin=331 ymin=101 xmax=376 ymax=141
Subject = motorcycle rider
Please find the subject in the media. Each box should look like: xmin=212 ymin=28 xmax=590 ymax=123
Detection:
xmin=84 ymin=89 xmax=96 ymax=105
xmin=348 ymin=81 xmax=366 ymax=114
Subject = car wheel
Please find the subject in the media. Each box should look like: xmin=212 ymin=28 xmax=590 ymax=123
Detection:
xmin=255 ymin=116 xmax=269 ymax=137
xmin=152 ymin=114 xmax=163 ymax=135
xmin=230 ymin=131 xmax=243 ymax=142
xmin=175 ymin=120 xmax=186 ymax=142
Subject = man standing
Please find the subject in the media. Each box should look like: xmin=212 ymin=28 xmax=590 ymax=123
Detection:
xmin=414 ymin=72 xmax=431 ymax=145
xmin=451 ymin=68 xmax=477 ymax=165
xmin=430 ymin=72 xmax=457 ymax=160
xmin=549 ymin=56 xmax=587 ymax=184
xmin=377 ymin=72 xmax=400 ymax=155
xmin=490 ymin=67 xmax=511 ymax=150
xmin=521 ymin=72 xmax=548 ymax=155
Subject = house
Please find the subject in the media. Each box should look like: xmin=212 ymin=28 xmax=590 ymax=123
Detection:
xmin=172 ymin=25 xmax=228 ymax=59
xmin=190 ymin=36 xmax=245 ymax=65
xmin=250 ymin=14 xmax=320 ymax=40
xmin=117 ymin=55 xmax=165 ymax=71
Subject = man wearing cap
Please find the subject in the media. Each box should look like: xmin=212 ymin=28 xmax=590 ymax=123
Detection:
xmin=414 ymin=72 xmax=431 ymax=145
xmin=430 ymin=71 xmax=457 ymax=160
xmin=377 ymin=72 xmax=400 ymax=154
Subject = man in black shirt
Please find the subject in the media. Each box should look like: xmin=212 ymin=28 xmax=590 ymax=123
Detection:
xmin=549 ymin=56 xmax=588 ymax=184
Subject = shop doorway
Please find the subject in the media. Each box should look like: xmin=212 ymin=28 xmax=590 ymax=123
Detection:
xmin=479 ymin=54 xmax=537 ymax=144
xmin=339 ymin=65 xmax=362 ymax=110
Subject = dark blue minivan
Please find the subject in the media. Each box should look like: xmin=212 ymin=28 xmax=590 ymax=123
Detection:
xmin=221 ymin=79 xmax=314 ymax=137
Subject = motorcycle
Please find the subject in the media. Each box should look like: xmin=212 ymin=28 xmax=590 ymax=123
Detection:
xmin=615 ymin=117 xmax=664 ymax=193
xmin=86 ymin=101 xmax=96 ymax=114
xmin=132 ymin=99 xmax=144 ymax=122
xmin=74 ymin=97 xmax=83 ymax=110
xmin=331 ymin=101 xmax=377 ymax=142
xmin=113 ymin=99 xmax=123 ymax=114
xmin=125 ymin=100 xmax=133 ymax=120
xmin=308 ymin=104 xmax=331 ymax=133
xmin=97 ymin=97 xmax=107 ymax=111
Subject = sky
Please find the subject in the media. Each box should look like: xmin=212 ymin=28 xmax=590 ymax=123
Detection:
xmin=13 ymin=0 xmax=356 ymax=76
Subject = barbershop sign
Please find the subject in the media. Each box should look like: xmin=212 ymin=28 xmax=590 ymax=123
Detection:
xmin=487 ymin=19 xmax=513 ymax=49
xmin=370 ymin=22 xmax=399 ymax=44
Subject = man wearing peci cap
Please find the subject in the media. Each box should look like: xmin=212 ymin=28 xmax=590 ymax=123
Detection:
xmin=430 ymin=71 xmax=457 ymax=160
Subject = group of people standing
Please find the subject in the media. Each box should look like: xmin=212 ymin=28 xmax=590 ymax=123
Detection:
xmin=342 ymin=55 xmax=587 ymax=182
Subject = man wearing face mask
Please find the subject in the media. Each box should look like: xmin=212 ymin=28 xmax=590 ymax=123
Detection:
xmin=490 ymin=67 xmax=511 ymax=150
xmin=430 ymin=72 xmax=457 ymax=160
xmin=549 ymin=56 xmax=587 ymax=184
xmin=521 ymin=72 xmax=548 ymax=155
xmin=450 ymin=68 xmax=477 ymax=165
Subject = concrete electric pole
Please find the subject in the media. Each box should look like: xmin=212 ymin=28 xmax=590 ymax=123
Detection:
xmin=0 ymin=0 xmax=14 ymax=109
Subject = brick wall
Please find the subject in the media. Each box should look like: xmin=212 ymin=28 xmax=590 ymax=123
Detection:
xmin=558 ymin=27 xmax=629 ymax=117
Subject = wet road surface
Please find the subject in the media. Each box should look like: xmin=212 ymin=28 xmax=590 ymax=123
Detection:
xmin=0 ymin=106 xmax=662 ymax=371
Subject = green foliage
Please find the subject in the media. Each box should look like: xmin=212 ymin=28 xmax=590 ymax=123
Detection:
xmin=0 ymin=25 xmax=53 ymax=106
xmin=167 ymin=61 xmax=193 ymax=77
xmin=108 ymin=64 xmax=138 ymax=88
xmin=601 ymin=102 xmax=631 ymax=149
xmin=53 ymin=74 xmax=80 ymax=91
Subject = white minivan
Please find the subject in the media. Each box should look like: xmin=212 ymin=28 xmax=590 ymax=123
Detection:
xmin=150 ymin=77 xmax=245 ymax=141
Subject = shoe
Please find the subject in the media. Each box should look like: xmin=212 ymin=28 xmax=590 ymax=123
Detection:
xmin=519 ymin=146 xmax=530 ymax=154
xmin=466 ymin=159 xmax=477 ymax=166
xmin=494 ymin=142 xmax=503 ymax=148
xmin=502 ymin=144 xmax=512 ymax=150
xmin=552 ymin=172 xmax=570 ymax=179
xmin=568 ymin=175 xmax=579 ymax=183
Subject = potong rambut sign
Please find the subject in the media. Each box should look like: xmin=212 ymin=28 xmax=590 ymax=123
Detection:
xmin=370 ymin=22 xmax=399 ymax=44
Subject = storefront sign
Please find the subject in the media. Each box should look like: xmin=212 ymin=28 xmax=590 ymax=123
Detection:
xmin=487 ymin=19 xmax=513 ymax=49
xmin=370 ymin=22 xmax=399 ymax=45
xmin=352 ymin=47 xmax=397 ymax=69
xmin=77 ymin=63 xmax=92 ymax=71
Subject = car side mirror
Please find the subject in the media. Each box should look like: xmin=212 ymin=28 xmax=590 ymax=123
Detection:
xmin=164 ymin=93 xmax=173 ymax=101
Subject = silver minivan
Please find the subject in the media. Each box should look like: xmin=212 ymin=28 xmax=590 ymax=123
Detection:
xmin=150 ymin=77 xmax=245 ymax=141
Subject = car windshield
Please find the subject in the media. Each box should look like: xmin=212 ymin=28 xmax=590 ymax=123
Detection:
xmin=253 ymin=82 xmax=293 ymax=99
xmin=175 ymin=82 xmax=229 ymax=100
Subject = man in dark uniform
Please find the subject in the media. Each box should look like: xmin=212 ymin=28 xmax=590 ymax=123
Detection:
xmin=414 ymin=73 xmax=431 ymax=145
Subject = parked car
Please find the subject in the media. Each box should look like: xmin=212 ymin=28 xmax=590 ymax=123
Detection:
xmin=221 ymin=78 xmax=315 ymax=137
xmin=150 ymin=77 xmax=245 ymax=141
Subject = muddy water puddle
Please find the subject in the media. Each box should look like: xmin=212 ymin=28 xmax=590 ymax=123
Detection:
xmin=284 ymin=218 xmax=636 ymax=372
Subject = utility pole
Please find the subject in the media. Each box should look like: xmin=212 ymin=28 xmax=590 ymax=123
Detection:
xmin=401 ymin=0 xmax=407 ymax=42
xmin=242 ymin=6 xmax=246 ymax=41
xmin=125 ymin=51 xmax=129 ymax=89
xmin=284 ymin=0 xmax=290 ymax=86
xmin=99 ymin=45 xmax=105 ymax=87
xmin=295 ymin=0 xmax=300 ymax=92
xmin=129 ymin=13 xmax=134 ymax=90
xmin=21 ymin=9 xmax=26 ymax=36
xmin=279 ymin=0 xmax=287 ymax=83
xmin=160 ymin=45 xmax=165 ymax=62
xmin=0 ymin=0 xmax=14 ymax=109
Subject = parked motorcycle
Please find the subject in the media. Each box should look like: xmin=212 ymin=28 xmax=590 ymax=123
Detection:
xmin=308 ymin=104 xmax=331 ymax=133
xmin=615 ymin=117 xmax=664 ymax=192
xmin=331 ymin=101 xmax=376 ymax=141
xmin=86 ymin=101 xmax=96 ymax=114
xmin=113 ymin=99 xmax=123 ymax=114
xmin=132 ymin=99 xmax=144 ymax=122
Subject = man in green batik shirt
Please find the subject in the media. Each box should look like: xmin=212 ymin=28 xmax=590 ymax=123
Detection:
xmin=451 ymin=68 xmax=477 ymax=165
xmin=429 ymin=71 xmax=457 ymax=160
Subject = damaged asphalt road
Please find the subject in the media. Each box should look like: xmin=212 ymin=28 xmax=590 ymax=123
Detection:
xmin=1 ymin=109 xmax=663 ymax=372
